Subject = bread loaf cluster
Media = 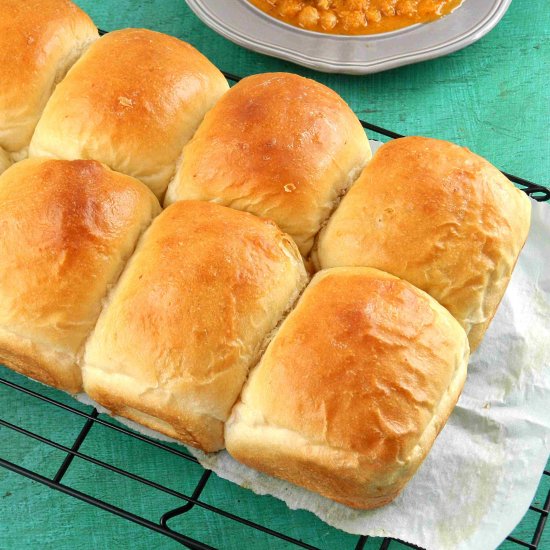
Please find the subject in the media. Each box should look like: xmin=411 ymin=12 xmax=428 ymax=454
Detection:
xmin=0 ymin=0 xmax=531 ymax=510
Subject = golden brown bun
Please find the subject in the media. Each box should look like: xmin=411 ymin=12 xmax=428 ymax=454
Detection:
xmin=164 ymin=73 xmax=371 ymax=254
xmin=0 ymin=149 xmax=11 ymax=175
xmin=313 ymin=137 xmax=532 ymax=351
xmin=225 ymin=267 xmax=469 ymax=509
xmin=82 ymin=201 xmax=308 ymax=452
xmin=0 ymin=0 xmax=98 ymax=163
xmin=0 ymin=159 xmax=160 ymax=393
xmin=29 ymin=29 xmax=229 ymax=199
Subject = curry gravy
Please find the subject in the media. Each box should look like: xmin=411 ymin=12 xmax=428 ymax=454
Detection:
xmin=248 ymin=0 xmax=464 ymax=35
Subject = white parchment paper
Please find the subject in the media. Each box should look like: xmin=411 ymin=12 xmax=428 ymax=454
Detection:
xmin=77 ymin=147 xmax=550 ymax=549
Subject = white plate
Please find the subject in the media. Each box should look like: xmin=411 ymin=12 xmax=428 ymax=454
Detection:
xmin=185 ymin=0 xmax=512 ymax=74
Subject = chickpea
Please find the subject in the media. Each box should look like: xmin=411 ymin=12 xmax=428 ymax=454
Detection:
xmin=365 ymin=8 xmax=382 ymax=23
xmin=340 ymin=10 xmax=366 ymax=30
xmin=380 ymin=4 xmax=396 ymax=17
xmin=396 ymin=0 xmax=418 ymax=17
xmin=316 ymin=0 xmax=332 ymax=9
xmin=320 ymin=10 xmax=338 ymax=30
xmin=297 ymin=5 xmax=320 ymax=27
xmin=278 ymin=0 xmax=303 ymax=18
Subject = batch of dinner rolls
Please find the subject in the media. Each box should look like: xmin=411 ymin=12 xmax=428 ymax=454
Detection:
xmin=0 ymin=0 xmax=531 ymax=510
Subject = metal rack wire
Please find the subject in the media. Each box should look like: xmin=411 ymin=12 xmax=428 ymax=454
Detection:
xmin=1 ymin=365 xmax=549 ymax=550
xmin=0 ymin=65 xmax=549 ymax=549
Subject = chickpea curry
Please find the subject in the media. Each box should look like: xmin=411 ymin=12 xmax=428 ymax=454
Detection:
xmin=248 ymin=0 xmax=464 ymax=35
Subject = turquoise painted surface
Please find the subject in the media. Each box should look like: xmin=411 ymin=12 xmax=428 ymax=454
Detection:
xmin=1 ymin=0 xmax=549 ymax=548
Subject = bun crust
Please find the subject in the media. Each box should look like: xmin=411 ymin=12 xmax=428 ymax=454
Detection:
xmin=83 ymin=201 xmax=308 ymax=452
xmin=0 ymin=0 xmax=98 ymax=167
xmin=313 ymin=137 xmax=531 ymax=351
xmin=0 ymin=149 xmax=11 ymax=174
xmin=0 ymin=0 xmax=518 ymax=508
xmin=226 ymin=267 xmax=469 ymax=509
xmin=0 ymin=159 xmax=160 ymax=393
xmin=165 ymin=73 xmax=371 ymax=254
xmin=29 ymin=28 xmax=229 ymax=198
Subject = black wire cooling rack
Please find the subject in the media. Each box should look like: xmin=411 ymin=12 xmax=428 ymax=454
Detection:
xmin=1 ymin=65 xmax=549 ymax=550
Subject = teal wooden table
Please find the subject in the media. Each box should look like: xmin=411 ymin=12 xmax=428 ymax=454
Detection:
xmin=1 ymin=1 xmax=549 ymax=548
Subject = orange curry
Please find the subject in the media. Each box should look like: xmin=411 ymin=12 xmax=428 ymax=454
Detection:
xmin=248 ymin=0 xmax=464 ymax=35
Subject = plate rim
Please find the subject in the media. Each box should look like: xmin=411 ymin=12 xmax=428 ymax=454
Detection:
xmin=185 ymin=0 xmax=513 ymax=74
